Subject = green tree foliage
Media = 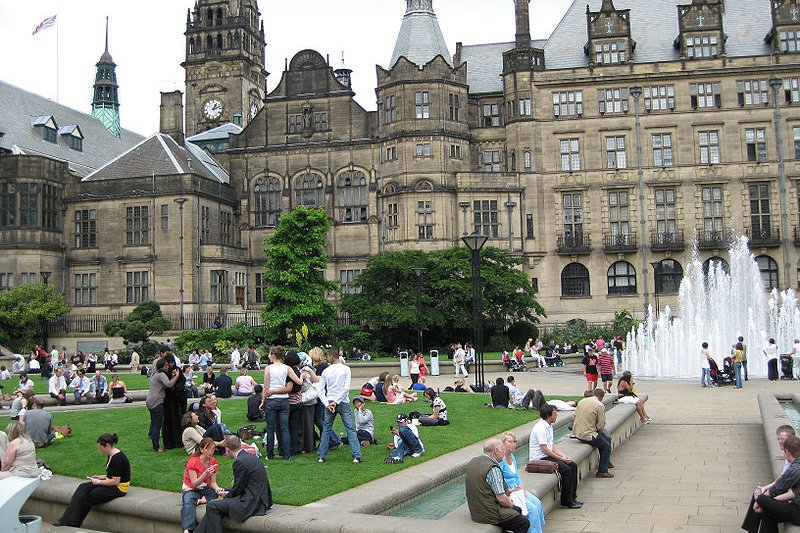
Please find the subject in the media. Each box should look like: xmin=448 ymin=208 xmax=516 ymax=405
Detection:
xmin=0 ymin=284 xmax=71 ymax=353
xmin=261 ymin=206 xmax=339 ymax=338
xmin=103 ymin=301 xmax=171 ymax=344
xmin=173 ymin=323 xmax=273 ymax=356
xmin=340 ymin=247 xmax=545 ymax=348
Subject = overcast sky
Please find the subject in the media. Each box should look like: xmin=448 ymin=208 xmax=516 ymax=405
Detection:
xmin=0 ymin=0 xmax=574 ymax=136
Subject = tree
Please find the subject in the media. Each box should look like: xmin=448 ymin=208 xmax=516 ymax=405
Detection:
xmin=104 ymin=300 xmax=171 ymax=344
xmin=261 ymin=206 xmax=339 ymax=338
xmin=0 ymin=284 xmax=71 ymax=353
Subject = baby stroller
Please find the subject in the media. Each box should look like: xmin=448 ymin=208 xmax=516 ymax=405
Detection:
xmin=780 ymin=354 xmax=795 ymax=380
xmin=542 ymin=349 xmax=565 ymax=367
xmin=709 ymin=357 xmax=734 ymax=386
xmin=511 ymin=357 xmax=527 ymax=372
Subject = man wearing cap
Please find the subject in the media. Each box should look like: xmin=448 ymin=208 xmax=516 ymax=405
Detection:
xmin=352 ymin=396 xmax=377 ymax=446
xmin=384 ymin=413 xmax=424 ymax=464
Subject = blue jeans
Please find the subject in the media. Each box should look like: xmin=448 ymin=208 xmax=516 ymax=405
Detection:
xmin=181 ymin=485 xmax=218 ymax=530
xmin=148 ymin=403 xmax=164 ymax=451
xmin=701 ymin=367 xmax=713 ymax=387
xmin=264 ymin=398 xmax=290 ymax=459
xmin=734 ymin=361 xmax=743 ymax=388
xmin=318 ymin=402 xmax=361 ymax=460
xmin=388 ymin=425 xmax=423 ymax=459
xmin=314 ymin=401 xmax=340 ymax=448
xmin=577 ymin=431 xmax=612 ymax=473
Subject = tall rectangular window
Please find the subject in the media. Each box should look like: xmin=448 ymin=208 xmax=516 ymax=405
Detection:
xmin=387 ymin=202 xmax=398 ymax=228
xmin=160 ymin=204 xmax=169 ymax=229
xmin=594 ymin=41 xmax=626 ymax=64
xmin=482 ymin=103 xmax=500 ymax=127
xmin=313 ymin=112 xmax=328 ymax=131
xmin=0 ymin=183 xmax=16 ymax=227
xmin=74 ymin=273 xmax=97 ymax=306
xmin=210 ymin=270 xmax=228 ymax=303
xmin=201 ymin=206 xmax=210 ymax=243
xmin=417 ymin=200 xmax=432 ymax=214
xmin=386 ymin=146 xmax=397 ymax=161
xmin=19 ymin=183 xmax=37 ymax=228
xmin=783 ymin=78 xmax=800 ymax=104
xmin=287 ymin=114 xmax=302 ymax=134
xmin=737 ymin=80 xmax=770 ymax=106
xmin=385 ymin=95 xmax=396 ymax=124
xmin=560 ymin=138 xmax=581 ymax=171
xmin=417 ymin=225 xmax=433 ymax=240
xmin=552 ymin=91 xmax=583 ymax=117
xmin=415 ymin=91 xmax=430 ymax=119
xmin=608 ymin=190 xmax=630 ymax=238
xmin=449 ymin=144 xmax=462 ymax=159
xmin=523 ymin=150 xmax=532 ymax=169
xmin=0 ymin=273 xmax=13 ymax=291
xmin=255 ymin=273 xmax=267 ymax=304
xmin=644 ymin=85 xmax=676 ymax=112
xmin=19 ymin=272 xmax=36 ymax=285
xmin=125 ymin=271 xmax=148 ymax=304
xmin=74 ymin=209 xmax=97 ymax=248
xmin=339 ymin=269 xmax=362 ymax=295
xmin=655 ymin=188 xmax=677 ymax=239
xmin=698 ymin=130 xmax=721 ymax=164
xmin=686 ymin=34 xmax=719 ymax=58
xmin=220 ymin=210 xmax=232 ymax=244
xmin=745 ymin=128 xmax=767 ymax=162
xmin=780 ymin=29 xmax=800 ymax=52
xmin=562 ymin=193 xmax=583 ymax=241
xmin=125 ymin=205 xmax=149 ymax=246
xmin=749 ymin=184 xmax=772 ymax=238
xmin=473 ymin=200 xmax=499 ymax=238
xmin=449 ymin=93 xmax=460 ymax=121
xmin=605 ymin=136 xmax=627 ymax=169
xmin=41 ymin=184 xmax=58 ymax=230
xmin=518 ymin=97 xmax=531 ymax=116
xmin=652 ymin=133 xmax=673 ymax=167
xmin=482 ymin=150 xmax=501 ymax=172
xmin=702 ymin=186 xmax=724 ymax=236
xmin=416 ymin=143 xmax=431 ymax=157
xmin=794 ymin=127 xmax=800 ymax=159
xmin=598 ymin=88 xmax=629 ymax=114
xmin=526 ymin=213 xmax=534 ymax=239
xmin=690 ymin=82 xmax=721 ymax=109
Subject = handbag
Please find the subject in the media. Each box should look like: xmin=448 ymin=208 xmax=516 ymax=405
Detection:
xmin=525 ymin=460 xmax=557 ymax=474
xmin=301 ymin=379 xmax=321 ymax=404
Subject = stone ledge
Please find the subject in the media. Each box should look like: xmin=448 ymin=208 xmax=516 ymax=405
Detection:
xmin=758 ymin=393 xmax=800 ymax=533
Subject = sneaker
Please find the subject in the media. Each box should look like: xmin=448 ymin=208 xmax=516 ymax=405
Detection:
xmin=596 ymin=472 xmax=614 ymax=478
xmin=645 ymin=416 xmax=652 ymax=422
xmin=353 ymin=457 xmax=362 ymax=464
xmin=384 ymin=456 xmax=403 ymax=464
xmin=317 ymin=457 xmax=325 ymax=463
xmin=411 ymin=452 xmax=422 ymax=458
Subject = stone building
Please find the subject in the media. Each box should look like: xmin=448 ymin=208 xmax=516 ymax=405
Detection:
xmin=2 ymin=0 xmax=800 ymax=331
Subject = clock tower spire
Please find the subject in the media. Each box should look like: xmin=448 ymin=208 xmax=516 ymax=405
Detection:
xmin=183 ymin=0 xmax=267 ymax=136
xmin=91 ymin=16 xmax=121 ymax=138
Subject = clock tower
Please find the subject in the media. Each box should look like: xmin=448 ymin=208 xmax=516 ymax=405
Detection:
xmin=183 ymin=0 xmax=267 ymax=136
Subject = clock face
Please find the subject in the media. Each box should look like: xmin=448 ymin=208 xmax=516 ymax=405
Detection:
xmin=250 ymin=103 xmax=259 ymax=119
xmin=203 ymin=99 xmax=223 ymax=120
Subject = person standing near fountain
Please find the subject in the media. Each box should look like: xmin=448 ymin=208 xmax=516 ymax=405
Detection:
xmin=738 ymin=337 xmax=749 ymax=381
xmin=700 ymin=343 xmax=714 ymax=388
xmin=764 ymin=339 xmax=779 ymax=381
xmin=733 ymin=343 xmax=745 ymax=389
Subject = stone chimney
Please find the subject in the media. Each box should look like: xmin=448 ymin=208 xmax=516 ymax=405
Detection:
xmin=159 ymin=91 xmax=184 ymax=145
xmin=514 ymin=0 xmax=531 ymax=49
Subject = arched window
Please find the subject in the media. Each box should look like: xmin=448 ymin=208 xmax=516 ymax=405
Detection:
xmin=189 ymin=38 xmax=196 ymax=54
xmin=561 ymin=263 xmax=590 ymax=297
xmin=216 ymin=34 xmax=223 ymax=49
xmin=702 ymin=256 xmax=730 ymax=277
xmin=757 ymin=255 xmax=779 ymax=290
xmin=608 ymin=261 xmax=637 ymax=295
xmin=207 ymin=9 xmax=214 ymax=27
xmin=216 ymin=8 xmax=223 ymax=24
xmin=227 ymin=32 xmax=234 ymax=49
xmin=206 ymin=35 xmax=213 ymax=50
xmin=510 ymin=150 xmax=517 ymax=171
xmin=295 ymin=173 xmax=324 ymax=208
xmin=655 ymin=259 xmax=683 ymax=294
xmin=523 ymin=150 xmax=532 ymax=169
xmin=253 ymin=178 xmax=281 ymax=227
xmin=337 ymin=171 xmax=367 ymax=223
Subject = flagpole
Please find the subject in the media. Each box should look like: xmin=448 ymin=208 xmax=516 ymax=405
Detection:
xmin=56 ymin=13 xmax=60 ymax=103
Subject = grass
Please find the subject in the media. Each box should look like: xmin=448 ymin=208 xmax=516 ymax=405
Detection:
xmin=32 ymin=393 xmax=575 ymax=506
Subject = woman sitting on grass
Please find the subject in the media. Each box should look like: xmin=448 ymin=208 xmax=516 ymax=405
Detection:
xmin=418 ymin=388 xmax=449 ymax=426
xmin=0 ymin=421 xmax=39 ymax=479
xmin=385 ymin=374 xmax=417 ymax=404
xmin=54 ymin=433 xmax=130 ymax=528
xmin=235 ymin=368 xmax=257 ymax=397
xmin=181 ymin=437 xmax=221 ymax=533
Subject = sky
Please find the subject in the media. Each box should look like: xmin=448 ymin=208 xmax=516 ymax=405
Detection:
xmin=0 ymin=0 xmax=574 ymax=136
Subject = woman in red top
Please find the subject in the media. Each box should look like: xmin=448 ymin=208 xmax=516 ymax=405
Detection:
xmin=181 ymin=437 xmax=221 ymax=533
xmin=418 ymin=353 xmax=428 ymax=377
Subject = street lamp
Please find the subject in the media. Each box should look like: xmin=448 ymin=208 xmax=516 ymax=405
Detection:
xmin=175 ymin=198 xmax=188 ymax=330
xmin=770 ymin=76 xmax=791 ymax=289
xmin=630 ymin=85 xmax=650 ymax=318
xmin=411 ymin=267 xmax=425 ymax=354
xmin=504 ymin=194 xmax=517 ymax=252
xmin=459 ymin=201 xmax=470 ymax=236
xmin=40 ymin=271 xmax=52 ymax=349
xmin=461 ymin=233 xmax=488 ymax=391
xmin=216 ymin=270 xmax=225 ymax=326
xmin=650 ymin=261 xmax=660 ymax=318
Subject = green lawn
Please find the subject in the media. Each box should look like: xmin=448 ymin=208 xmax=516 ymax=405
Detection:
xmin=33 ymin=393 xmax=568 ymax=506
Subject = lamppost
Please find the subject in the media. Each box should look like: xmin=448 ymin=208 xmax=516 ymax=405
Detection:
xmin=504 ymin=194 xmax=517 ymax=252
xmin=216 ymin=270 xmax=225 ymax=326
xmin=462 ymin=233 xmax=488 ymax=391
xmin=650 ymin=261 xmax=660 ymax=318
xmin=40 ymin=271 xmax=51 ymax=349
xmin=411 ymin=267 xmax=425 ymax=354
xmin=459 ymin=201 xmax=470 ymax=236
xmin=175 ymin=198 xmax=188 ymax=330
xmin=630 ymin=85 xmax=650 ymax=318
xmin=770 ymin=77 xmax=791 ymax=289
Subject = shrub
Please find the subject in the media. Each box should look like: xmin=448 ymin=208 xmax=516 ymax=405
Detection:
xmin=506 ymin=321 xmax=539 ymax=347
xmin=485 ymin=334 xmax=512 ymax=352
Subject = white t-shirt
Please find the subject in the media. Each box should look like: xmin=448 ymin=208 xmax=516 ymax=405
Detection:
xmin=700 ymin=349 xmax=710 ymax=369
xmin=18 ymin=379 xmax=35 ymax=392
xmin=394 ymin=423 xmax=424 ymax=452
xmin=28 ymin=359 xmax=40 ymax=371
xmin=764 ymin=343 xmax=779 ymax=360
xmin=507 ymin=384 xmax=523 ymax=405
xmin=431 ymin=397 xmax=448 ymax=421
xmin=549 ymin=399 xmax=576 ymax=412
xmin=410 ymin=360 xmax=420 ymax=374
xmin=529 ymin=418 xmax=553 ymax=460
xmin=0 ymin=369 xmax=10 ymax=380
xmin=453 ymin=347 xmax=465 ymax=363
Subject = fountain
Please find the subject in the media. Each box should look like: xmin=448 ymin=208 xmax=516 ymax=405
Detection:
xmin=623 ymin=236 xmax=800 ymax=378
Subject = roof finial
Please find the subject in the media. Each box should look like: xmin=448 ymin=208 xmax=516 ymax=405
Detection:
xmin=104 ymin=16 xmax=109 ymax=54
xmin=340 ymin=51 xmax=346 ymax=68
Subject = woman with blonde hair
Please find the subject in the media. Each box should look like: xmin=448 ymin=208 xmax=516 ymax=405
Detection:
xmin=385 ymin=374 xmax=417 ymax=404
xmin=0 ymin=421 xmax=38 ymax=479
xmin=108 ymin=374 xmax=129 ymax=404
xmin=499 ymin=432 xmax=545 ymax=533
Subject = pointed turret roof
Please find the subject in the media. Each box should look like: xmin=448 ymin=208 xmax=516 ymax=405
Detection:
xmin=390 ymin=0 xmax=452 ymax=67
xmin=99 ymin=16 xmax=113 ymax=64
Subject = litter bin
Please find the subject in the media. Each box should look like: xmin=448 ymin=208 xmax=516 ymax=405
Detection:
xmin=429 ymin=350 xmax=440 ymax=376
xmin=399 ymin=351 xmax=409 ymax=377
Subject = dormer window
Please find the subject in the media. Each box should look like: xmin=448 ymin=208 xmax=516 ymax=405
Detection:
xmin=780 ymin=29 xmax=800 ymax=52
xmin=594 ymin=40 xmax=626 ymax=64
xmin=686 ymin=34 xmax=719 ymax=58
xmin=31 ymin=115 xmax=58 ymax=144
xmin=59 ymin=125 xmax=84 ymax=152
xmin=43 ymin=126 xmax=57 ymax=144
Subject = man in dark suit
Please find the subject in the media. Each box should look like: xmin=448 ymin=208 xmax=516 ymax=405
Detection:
xmin=194 ymin=435 xmax=273 ymax=533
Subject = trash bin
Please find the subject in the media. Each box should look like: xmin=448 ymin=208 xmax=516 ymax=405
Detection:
xmin=429 ymin=350 xmax=440 ymax=376
xmin=399 ymin=350 xmax=409 ymax=377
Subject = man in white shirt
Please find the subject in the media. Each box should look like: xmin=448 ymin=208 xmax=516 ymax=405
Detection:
xmin=385 ymin=413 xmax=424 ymax=464
xmin=69 ymin=369 xmax=91 ymax=404
xmin=317 ymin=351 xmax=362 ymax=464
xmin=764 ymin=338 xmax=779 ymax=381
xmin=48 ymin=367 xmax=68 ymax=406
xmin=529 ymin=404 xmax=581 ymax=509
xmin=229 ymin=346 xmax=241 ymax=371
xmin=0 ymin=366 xmax=10 ymax=380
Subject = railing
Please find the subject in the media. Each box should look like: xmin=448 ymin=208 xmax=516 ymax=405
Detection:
xmin=650 ymin=230 xmax=685 ymax=251
xmin=697 ymin=228 xmax=734 ymax=250
xmin=556 ymin=234 xmax=591 ymax=255
xmin=602 ymin=232 xmax=637 ymax=252
xmin=746 ymin=227 xmax=780 ymax=247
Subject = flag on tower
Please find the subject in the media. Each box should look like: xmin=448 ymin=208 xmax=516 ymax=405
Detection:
xmin=32 ymin=15 xmax=57 ymax=36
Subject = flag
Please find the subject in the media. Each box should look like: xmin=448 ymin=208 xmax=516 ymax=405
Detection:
xmin=32 ymin=15 xmax=57 ymax=36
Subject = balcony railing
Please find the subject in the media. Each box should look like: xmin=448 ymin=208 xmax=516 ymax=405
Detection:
xmin=650 ymin=230 xmax=685 ymax=251
xmin=557 ymin=234 xmax=591 ymax=255
xmin=602 ymin=232 xmax=637 ymax=253
xmin=746 ymin=227 xmax=780 ymax=248
xmin=697 ymin=228 xmax=734 ymax=250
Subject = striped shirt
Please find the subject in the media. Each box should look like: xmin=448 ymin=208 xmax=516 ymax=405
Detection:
xmin=773 ymin=458 xmax=800 ymax=504
xmin=598 ymin=353 xmax=615 ymax=375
